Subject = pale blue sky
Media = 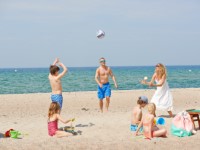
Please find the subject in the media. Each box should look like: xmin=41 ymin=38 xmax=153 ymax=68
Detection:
xmin=0 ymin=0 xmax=199 ymax=68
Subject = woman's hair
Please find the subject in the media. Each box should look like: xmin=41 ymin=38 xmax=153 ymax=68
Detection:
xmin=49 ymin=65 xmax=60 ymax=75
xmin=147 ymin=103 xmax=156 ymax=114
xmin=99 ymin=57 xmax=105 ymax=60
xmin=48 ymin=102 xmax=60 ymax=118
xmin=155 ymin=63 xmax=167 ymax=78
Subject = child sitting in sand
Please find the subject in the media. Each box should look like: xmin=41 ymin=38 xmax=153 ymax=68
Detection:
xmin=48 ymin=102 xmax=74 ymax=138
xmin=131 ymin=96 xmax=148 ymax=131
xmin=135 ymin=103 xmax=167 ymax=139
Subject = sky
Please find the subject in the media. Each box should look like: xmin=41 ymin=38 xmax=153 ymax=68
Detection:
xmin=0 ymin=0 xmax=200 ymax=68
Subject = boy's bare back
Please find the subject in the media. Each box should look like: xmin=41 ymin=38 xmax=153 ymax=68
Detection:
xmin=131 ymin=106 xmax=142 ymax=125
xmin=49 ymin=75 xmax=62 ymax=94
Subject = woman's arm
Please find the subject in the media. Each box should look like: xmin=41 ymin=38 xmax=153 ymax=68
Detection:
xmin=141 ymin=73 xmax=156 ymax=86
xmin=149 ymin=74 xmax=166 ymax=87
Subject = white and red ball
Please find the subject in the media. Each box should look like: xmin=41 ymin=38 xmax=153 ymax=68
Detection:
xmin=96 ymin=30 xmax=105 ymax=39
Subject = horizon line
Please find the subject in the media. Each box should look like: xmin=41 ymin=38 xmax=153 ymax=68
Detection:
xmin=0 ymin=64 xmax=199 ymax=69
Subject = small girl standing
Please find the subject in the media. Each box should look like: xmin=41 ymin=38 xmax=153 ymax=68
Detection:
xmin=135 ymin=103 xmax=167 ymax=139
xmin=131 ymin=96 xmax=148 ymax=131
xmin=48 ymin=102 xmax=74 ymax=138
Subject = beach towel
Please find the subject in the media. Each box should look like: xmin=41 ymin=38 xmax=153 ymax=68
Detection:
xmin=171 ymin=111 xmax=193 ymax=137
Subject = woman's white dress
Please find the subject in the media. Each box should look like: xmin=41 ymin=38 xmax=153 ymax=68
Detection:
xmin=151 ymin=79 xmax=173 ymax=111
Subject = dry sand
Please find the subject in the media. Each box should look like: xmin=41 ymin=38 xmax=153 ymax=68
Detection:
xmin=1 ymin=88 xmax=200 ymax=150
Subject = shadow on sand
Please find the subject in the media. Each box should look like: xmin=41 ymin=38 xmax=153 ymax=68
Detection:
xmin=75 ymin=122 xmax=95 ymax=127
xmin=0 ymin=133 xmax=5 ymax=138
xmin=158 ymin=114 xmax=176 ymax=118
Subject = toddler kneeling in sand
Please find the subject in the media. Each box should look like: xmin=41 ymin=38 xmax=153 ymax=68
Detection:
xmin=131 ymin=96 xmax=148 ymax=132
xmin=135 ymin=103 xmax=167 ymax=139
xmin=48 ymin=102 xmax=74 ymax=138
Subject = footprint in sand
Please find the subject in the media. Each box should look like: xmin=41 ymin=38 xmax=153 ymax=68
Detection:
xmin=81 ymin=108 xmax=89 ymax=111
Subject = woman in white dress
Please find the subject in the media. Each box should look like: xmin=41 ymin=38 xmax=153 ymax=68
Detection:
xmin=141 ymin=63 xmax=173 ymax=117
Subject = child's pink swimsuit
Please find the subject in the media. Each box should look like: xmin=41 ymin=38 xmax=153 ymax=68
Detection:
xmin=48 ymin=120 xmax=58 ymax=136
xmin=143 ymin=122 xmax=155 ymax=139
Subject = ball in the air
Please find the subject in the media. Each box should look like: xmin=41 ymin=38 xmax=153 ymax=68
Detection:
xmin=144 ymin=76 xmax=148 ymax=80
xmin=96 ymin=30 xmax=105 ymax=39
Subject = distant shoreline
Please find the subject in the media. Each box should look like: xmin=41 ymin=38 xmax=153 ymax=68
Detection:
xmin=0 ymin=65 xmax=200 ymax=69
xmin=0 ymin=87 xmax=200 ymax=95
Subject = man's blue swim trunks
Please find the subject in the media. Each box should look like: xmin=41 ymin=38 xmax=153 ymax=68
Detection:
xmin=97 ymin=82 xmax=111 ymax=100
xmin=51 ymin=94 xmax=63 ymax=109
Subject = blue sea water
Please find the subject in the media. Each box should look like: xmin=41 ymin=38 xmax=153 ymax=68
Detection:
xmin=0 ymin=66 xmax=200 ymax=94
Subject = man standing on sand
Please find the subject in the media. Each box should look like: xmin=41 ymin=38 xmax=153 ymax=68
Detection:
xmin=48 ymin=58 xmax=67 ymax=110
xmin=95 ymin=57 xmax=118 ymax=113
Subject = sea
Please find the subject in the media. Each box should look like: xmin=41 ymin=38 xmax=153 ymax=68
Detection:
xmin=0 ymin=66 xmax=200 ymax=94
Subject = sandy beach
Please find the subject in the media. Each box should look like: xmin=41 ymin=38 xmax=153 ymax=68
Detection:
xmin=0 ymin=88 xmax=200 ymax=150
